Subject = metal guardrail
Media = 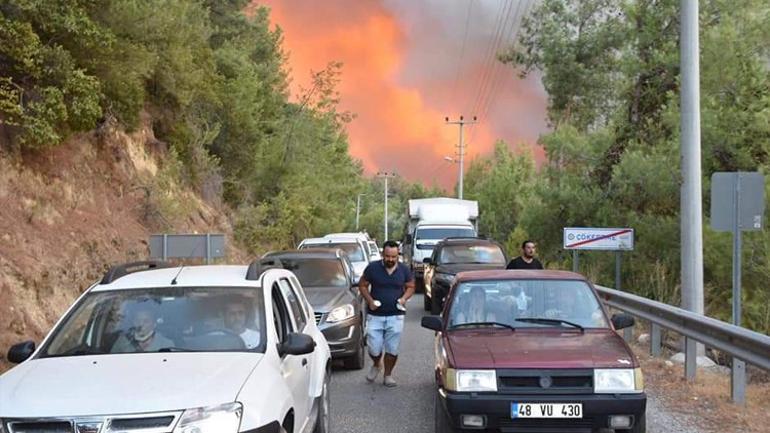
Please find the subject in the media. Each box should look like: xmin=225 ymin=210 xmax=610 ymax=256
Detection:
xmin=595 ymin=285 xmax=770 ymax=403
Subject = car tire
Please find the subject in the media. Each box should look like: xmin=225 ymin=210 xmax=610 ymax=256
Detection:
xmin=313 ymin=375 xmax=331 ymax=433
xmin=423 ymin=293 xmax=432 ymax=311
xmin=344 ymin=333 xmax=366 ymax=370
xmin=434 ymin=390 xmax=455 ymax=433
xmin=616 ymin=412 xmax=646 ymax=433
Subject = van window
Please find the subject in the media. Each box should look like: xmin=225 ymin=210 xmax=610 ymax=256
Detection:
xmin=415 ymin=227 xmax=475 ymax=241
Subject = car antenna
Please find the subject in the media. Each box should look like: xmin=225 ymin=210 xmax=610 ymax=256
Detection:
xmin=171 ymin=239 xmax=206 ymax=285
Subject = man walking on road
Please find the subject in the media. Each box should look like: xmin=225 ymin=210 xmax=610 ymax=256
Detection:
xmin=506 ymin=240 xmax=544 ymax=270
xmin=359 ymin=240 xmax=415 ymax=387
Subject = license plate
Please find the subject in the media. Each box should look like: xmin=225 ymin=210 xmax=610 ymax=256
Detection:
xmin=511 ymin=403 xmax=582 ymax=419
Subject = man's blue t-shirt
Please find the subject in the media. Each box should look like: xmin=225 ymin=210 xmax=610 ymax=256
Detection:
xmin=363 ymin=261 xmax=414 ymax=316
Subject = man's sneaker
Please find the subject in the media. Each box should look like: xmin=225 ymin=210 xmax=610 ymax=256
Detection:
xmin=366 ymin=364 xmax=381 ymax=382
xmin=383 ymin=375 xmax=397 ymax=387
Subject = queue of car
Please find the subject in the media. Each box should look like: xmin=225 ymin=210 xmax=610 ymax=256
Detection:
xmin=0 ymin=230 xmax=647 ymax=433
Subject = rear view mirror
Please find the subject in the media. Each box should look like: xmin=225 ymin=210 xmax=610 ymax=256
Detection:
xmin=278 ymin=333 xmax=316 ymax=356
xmin=422 ymin=257 xmax=432 ymax=264
xmin=8 ymin=340 xmax=36 ymax=364
xmin=421 ymin=316 xmax=443 ymax=332
xmin=406 ymin=234 xmax=413 ymax=244
xmin=611 ymin=313 xmax=635 ymax=330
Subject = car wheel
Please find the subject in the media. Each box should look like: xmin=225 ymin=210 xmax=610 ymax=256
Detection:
xmin=423 ymin=293 xmax=432 ymax=311
xmin=434 ymin=391 xmax=455 ymax=433
xmin=313 ymin=376 xmax=331 ymax=433
xmin=344 ymin=333 xmax=366 ymax=370
xmin=617 ymin=412 xmax=646 ymax=433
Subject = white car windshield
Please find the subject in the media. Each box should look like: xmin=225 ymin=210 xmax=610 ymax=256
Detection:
xmin=415 ymin=227 xmax=476 ymax=241
xmin=40 ymin=287 xmax=266 ymax=357
xmin=303 ymin=242 xmax=365 ymax=262
xmin=447 ymin=279 xmax=608 ymax=329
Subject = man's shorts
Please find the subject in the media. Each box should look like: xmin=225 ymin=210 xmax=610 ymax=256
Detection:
xmin=366 ymin=314 xmax=405 ymax=356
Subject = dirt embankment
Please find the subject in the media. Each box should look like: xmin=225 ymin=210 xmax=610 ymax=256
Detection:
xmin=0 ymin=116 xmax=248 ymax=372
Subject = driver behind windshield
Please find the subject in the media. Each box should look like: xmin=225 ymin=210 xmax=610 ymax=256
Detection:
xmin=224 ymin=299 xmax=261 ymax=349
xmin=452 ymin=286 xmax=496 ymax=325
xmin=111 ymin=303 xmax=173 ymax=353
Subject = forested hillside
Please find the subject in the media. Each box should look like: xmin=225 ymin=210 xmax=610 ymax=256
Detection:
xmin=0 ymin=1 xmax=440 ymax=371
xmin=463 ymin=0 xmax=770 ymax=334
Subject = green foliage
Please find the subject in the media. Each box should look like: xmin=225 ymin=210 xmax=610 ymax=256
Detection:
xmin=464 ymin=141 xmax=536 ymax=249
xmin=503 ymin=0 xmax=770 ymax=333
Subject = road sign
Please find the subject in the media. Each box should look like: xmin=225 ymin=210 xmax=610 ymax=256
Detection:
xmin=709 ymin=172 xmax=765 ymax=403
xmin=563 ymin=228 xmax=634 ymax=251
xmin=150 ymin=234 xmax=225 ymax=263
xmin=711 ymin=172 xmax=765 ymax=232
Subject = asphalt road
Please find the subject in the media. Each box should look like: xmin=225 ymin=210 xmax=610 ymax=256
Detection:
xmin=328 ymin=294 xmax=700 ymax=433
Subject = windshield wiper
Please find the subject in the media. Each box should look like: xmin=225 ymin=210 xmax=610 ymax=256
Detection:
xmin=515 ymin=317 xmax=584 ymax=331
xmin=449 ymin=321 xmax=516 ymax=331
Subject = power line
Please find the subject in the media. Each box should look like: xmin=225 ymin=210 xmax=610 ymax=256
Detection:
xmin=465 ymin=0 xmax=513 ymax=116
xmin=450 ymin=0 xmax=476 ymax=107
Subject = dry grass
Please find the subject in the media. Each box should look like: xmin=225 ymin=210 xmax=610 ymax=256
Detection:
xmin=0 ymin=117 xmax=248 ymax=374
xmin=631 ymin=341 xmax=770 ymax=433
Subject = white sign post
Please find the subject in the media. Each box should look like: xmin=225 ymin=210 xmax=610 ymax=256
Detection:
xmin=563 ymin=227 xmax=635 ymax=341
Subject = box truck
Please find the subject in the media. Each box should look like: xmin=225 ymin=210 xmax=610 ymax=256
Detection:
xmin=402 ymin=198 xmax=479 ymax=288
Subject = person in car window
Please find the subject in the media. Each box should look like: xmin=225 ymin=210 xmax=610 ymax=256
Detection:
xmin=111 ymin=304 xmax=173 ymax=353
xmin=224 ymin=299 xmax=261 ymax=349
xmin=506 ymin=240 xmax=544 ymax=269
xmin=455 ymin=286 xmax=496 ymax=324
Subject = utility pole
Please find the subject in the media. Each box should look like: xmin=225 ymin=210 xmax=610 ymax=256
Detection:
xmin=355 ymin=193 xmax=367 ymax=230
xmin=377 ymin=172 xmax=396 ymax=241
xmin=681 ymin=0 xmax=705 ymax=371
xmin=445 ymin=115 xmax=477 ymax=199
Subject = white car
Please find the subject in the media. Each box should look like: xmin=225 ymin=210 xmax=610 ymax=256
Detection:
xmin=298 ymin=237 xmax=370 ymax=282
xmin=323 ymin=233 xmax=381 ymax=262
xmin=0 ymin=260 xmax=331 ymax=433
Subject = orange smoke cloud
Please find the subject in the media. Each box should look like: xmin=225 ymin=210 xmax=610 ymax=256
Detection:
xmin=251 ymin=0 xmax=547 ymax=188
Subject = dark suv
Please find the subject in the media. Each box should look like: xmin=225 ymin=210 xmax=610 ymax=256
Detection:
xmin=422 ymin=270 xmax=646 ymax=433
xmin=263 ymin=248 xmax=366 ymax=369
xmin=423 ymin=237 xmax=507 ymax=314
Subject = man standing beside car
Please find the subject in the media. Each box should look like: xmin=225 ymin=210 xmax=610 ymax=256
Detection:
xmin=506 ymin=240 xmax=544 ymax=270
xmin=359 ymin=240 xmax=415 ymax=387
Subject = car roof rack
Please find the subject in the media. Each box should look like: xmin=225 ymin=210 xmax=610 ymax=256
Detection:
xmin=101 ymin=260 xmax=172 ymax=284
xmin=245 ymin=258 xmax=285 ymax=280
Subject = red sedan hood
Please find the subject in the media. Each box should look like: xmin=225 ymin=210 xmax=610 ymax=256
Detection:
xmin=446 ymin=329 xmax=637 ymax=369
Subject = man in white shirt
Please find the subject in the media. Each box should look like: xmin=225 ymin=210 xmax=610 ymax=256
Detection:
xmin=224 ymin=300 xmax=261 ymax=349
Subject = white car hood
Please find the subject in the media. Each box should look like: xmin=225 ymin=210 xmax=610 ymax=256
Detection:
xmin=0 ymin=352 xmax=263 ymax=418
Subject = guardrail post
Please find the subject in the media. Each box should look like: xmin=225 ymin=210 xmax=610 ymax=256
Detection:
xmin=650 ymin=322 xmax=662 ymax=357
xmin=685 ymin=337 xmax=697 ymax=381
xmin=731 ymin=358 xmax=746 ymax=404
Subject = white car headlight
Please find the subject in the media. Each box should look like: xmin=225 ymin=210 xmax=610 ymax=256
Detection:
xmin=326 ymin=304 xmax=355 ymax=323
xmin=174 ymin=402 xmax=242 ymax=433
xmin=446 ymin=369 xmax=497 ymax=392
xmin=594 ymin=368 xmax=643 ymax=393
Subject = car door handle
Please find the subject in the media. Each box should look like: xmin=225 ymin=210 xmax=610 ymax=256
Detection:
xmin=302 ymin=358 xmax=308 ymax=367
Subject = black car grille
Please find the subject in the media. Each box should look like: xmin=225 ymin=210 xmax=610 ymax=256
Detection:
xmin=8 ymin=422 xmax=72 ymax=433
xmin=497 ymin=369 xmax=593 ymax=394
xmin=109 ymin=416 xmax=175 ymax=429
xmin=498 ymin=417 xmax=595 ymax=433
xmin=314 ymin=312 xmax=324 ymax=324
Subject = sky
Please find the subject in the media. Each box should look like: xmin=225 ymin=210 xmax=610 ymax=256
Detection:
xmin=251 ymin=0 xmax=549 ymax=189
